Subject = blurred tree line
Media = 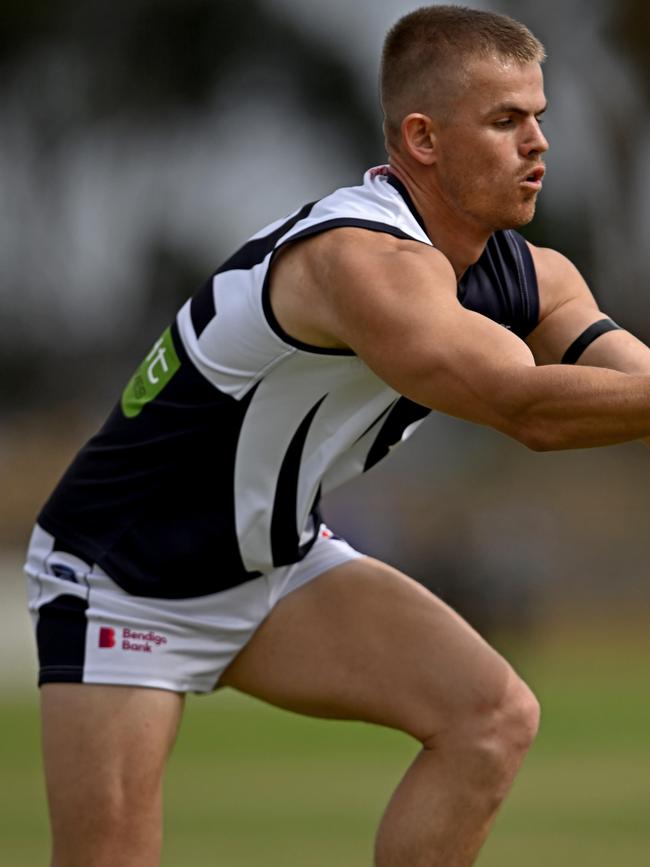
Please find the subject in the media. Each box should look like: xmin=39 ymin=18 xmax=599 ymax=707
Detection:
xmin=1 ymin=0 xmax=649 ymax=414
xmin=1 ymin=0 xmax=379 ymax=411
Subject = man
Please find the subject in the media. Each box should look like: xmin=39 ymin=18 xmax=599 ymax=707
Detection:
xmin=24 ymin=5 xmax=650 ymax=866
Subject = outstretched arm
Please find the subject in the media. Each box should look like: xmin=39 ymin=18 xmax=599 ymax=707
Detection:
xmin=299 ymin=229 xmax=650 ymax=452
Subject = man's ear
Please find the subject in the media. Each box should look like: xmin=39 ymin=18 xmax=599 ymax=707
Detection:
xmin=400 ymin=113 xmax=437 ymax=165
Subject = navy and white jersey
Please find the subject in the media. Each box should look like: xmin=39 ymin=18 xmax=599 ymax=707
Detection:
xmin=37 ymin=165 xmax=539 ymax=598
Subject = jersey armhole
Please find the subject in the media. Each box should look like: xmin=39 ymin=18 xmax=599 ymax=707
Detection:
xmin=261 ymin=218 xmax=425 ymax=356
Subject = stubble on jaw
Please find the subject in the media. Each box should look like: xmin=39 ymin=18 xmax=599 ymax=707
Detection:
xmin=432 ymin=149 xmax=541 ymax=235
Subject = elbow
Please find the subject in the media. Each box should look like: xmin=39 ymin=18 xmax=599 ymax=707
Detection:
xmin=506 ymin=416 xmax=562 ymax=453
xmin=519 ymin=431 xmax=556 ymax=452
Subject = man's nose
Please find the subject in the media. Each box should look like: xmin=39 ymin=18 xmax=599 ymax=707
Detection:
xmin=520 ymin=119 xmax=549 ymax=157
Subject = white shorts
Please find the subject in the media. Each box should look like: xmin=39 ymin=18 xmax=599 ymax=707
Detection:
xmin=25 ymin=524 xmax=363 ymax=693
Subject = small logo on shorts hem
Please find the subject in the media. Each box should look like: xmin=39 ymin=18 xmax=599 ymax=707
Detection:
xmin=98 ymin=626 xmax=168 ymax=653
xmin=98 ymin=627 xmax=116 ymax=648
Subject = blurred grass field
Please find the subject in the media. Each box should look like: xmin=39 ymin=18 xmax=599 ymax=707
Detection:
xmin=1 ymin=626 xmax=649 ymax=867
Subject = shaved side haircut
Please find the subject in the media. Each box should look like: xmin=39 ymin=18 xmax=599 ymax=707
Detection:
xmin=381 ymin=5 xmax=546 ymax=147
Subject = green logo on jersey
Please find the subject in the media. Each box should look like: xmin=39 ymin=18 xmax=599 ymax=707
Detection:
xmin=121 ymin=326 xmax=181 ymax=418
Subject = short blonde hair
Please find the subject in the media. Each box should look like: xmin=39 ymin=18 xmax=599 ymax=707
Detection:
xmin=381 ymin=5 xmax=546 ymax=145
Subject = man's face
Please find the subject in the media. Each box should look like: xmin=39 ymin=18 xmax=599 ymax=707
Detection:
xmin=430 ymin=57 xmax=548 ymax=232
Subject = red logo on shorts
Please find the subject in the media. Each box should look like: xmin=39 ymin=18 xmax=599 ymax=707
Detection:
xmin=98 ymin=627 xmax=116 ymax=648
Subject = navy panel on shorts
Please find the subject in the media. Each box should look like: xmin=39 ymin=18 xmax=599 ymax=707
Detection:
xmin=36 ymin=594 xmax=88 ymax=685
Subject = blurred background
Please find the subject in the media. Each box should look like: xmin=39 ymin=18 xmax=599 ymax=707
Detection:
xmin=1 ymin=1 xmax=649 ymax=865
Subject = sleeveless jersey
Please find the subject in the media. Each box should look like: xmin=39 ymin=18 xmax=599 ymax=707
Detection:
xmin=37 ymin=165 xmax=539 ymax=598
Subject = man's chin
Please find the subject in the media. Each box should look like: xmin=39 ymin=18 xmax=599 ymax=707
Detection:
xmin=495 ymin=203 xmax=537 ymax=231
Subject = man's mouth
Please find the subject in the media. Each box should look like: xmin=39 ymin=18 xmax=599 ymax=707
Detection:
xmin=521 ymin=165 xmax=545 ymax=189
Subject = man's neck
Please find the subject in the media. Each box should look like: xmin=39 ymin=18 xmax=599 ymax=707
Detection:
xmin=388 ymin=163 xmax=491 ymax=279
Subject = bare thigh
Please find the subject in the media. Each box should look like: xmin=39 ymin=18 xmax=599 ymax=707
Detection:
xmin=221 ymin=557 xmax=515 ymax=742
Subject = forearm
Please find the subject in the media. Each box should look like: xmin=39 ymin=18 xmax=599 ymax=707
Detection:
xmin=381 ymin=339 xmax=650 ymax=452
xmin=489 ymin=364 xmax=650 ymax=451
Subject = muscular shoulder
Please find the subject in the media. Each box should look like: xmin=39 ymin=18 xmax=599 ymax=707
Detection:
xmin=270 ymin=227 xmax=456 ymax=351
xmin=304 ymin=226 xmax=452 ymax=285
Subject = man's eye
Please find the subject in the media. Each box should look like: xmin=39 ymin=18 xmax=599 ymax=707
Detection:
xmin=494 ymin=118 xmax=513 ymax=128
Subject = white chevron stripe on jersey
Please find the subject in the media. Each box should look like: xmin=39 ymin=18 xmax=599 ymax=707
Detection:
xmin=232 ymin=349 xmax=397 ymax=572
xmin=177 ymin=262 xmax=297 ymax=400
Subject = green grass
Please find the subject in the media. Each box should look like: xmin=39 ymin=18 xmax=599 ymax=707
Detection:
xmin=2 ymin=631 xmax=649 ymax=866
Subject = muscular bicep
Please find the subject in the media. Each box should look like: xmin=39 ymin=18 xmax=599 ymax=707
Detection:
xmin=526 ymin=243 xmax=650 ymax=373
xmin=322 ymin=234 xmax=538 ymax=435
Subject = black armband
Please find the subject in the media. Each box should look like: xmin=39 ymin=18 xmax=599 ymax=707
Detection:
xmin=560 ymin=318 xmax=622 ymax=364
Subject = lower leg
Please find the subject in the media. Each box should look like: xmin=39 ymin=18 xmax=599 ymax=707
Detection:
xmin=374 ymin=674 xmax=540 ymax=867
xmin=219 ymin=558 xmax=540 ymax=866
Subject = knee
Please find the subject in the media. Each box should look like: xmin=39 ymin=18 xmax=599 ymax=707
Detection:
xmin=425 ymin=672 xmax=540 ymax=793
xmin=487 ymin=675 xmax=540 ymax=759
